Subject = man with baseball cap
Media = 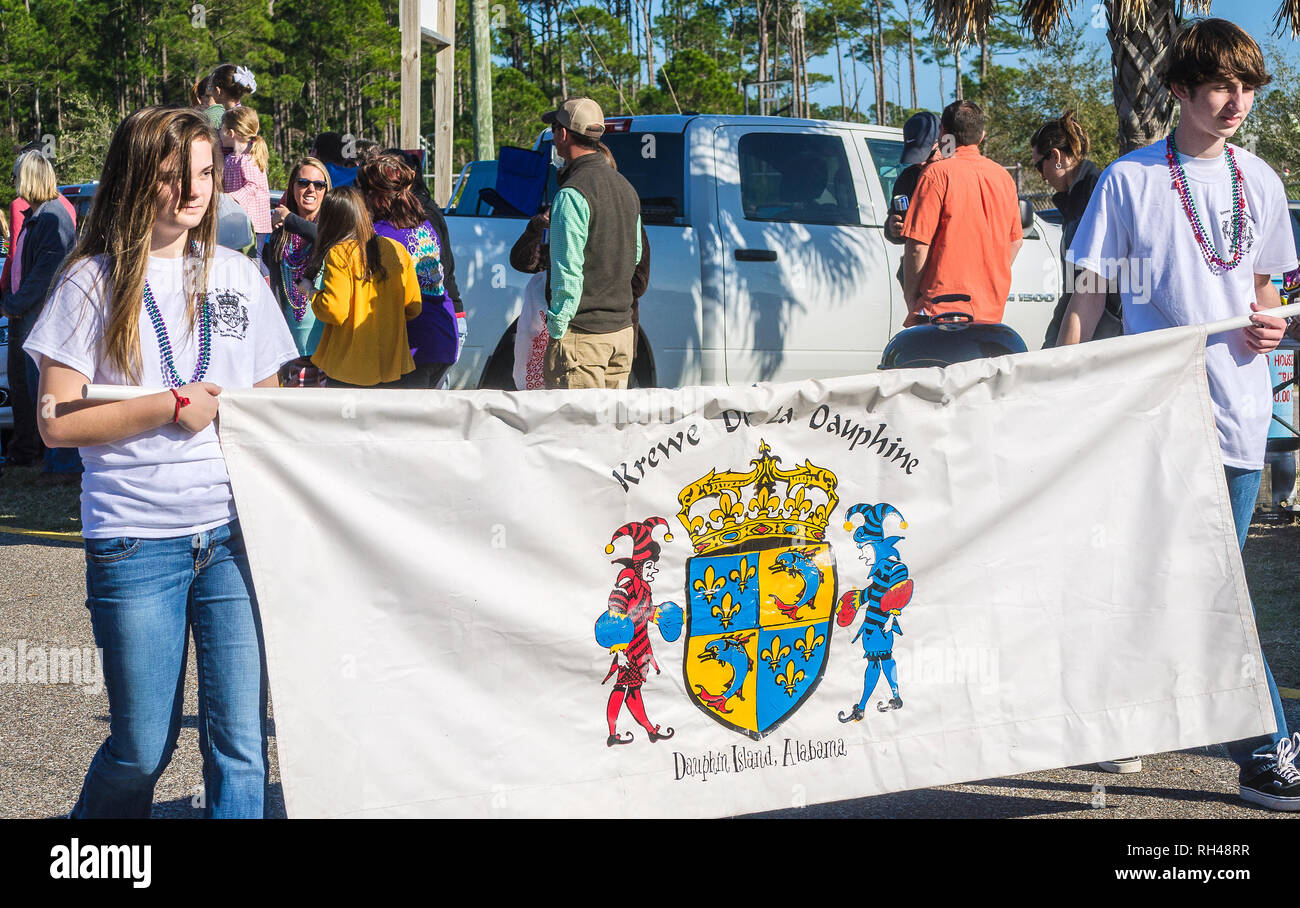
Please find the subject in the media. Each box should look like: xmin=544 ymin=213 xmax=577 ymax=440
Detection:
xmin=540 ymin=97 xmax=645 ymax=389
xmin=884 ymin=111 xmax=941 ymax=246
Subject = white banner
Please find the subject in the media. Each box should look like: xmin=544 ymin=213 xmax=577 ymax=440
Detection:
xmin=218 ymin=326 xmax=1275 ymax=818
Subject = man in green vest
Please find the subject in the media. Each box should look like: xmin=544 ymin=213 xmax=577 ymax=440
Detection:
xmin=542 ymin=97 xmax=644 ymax=389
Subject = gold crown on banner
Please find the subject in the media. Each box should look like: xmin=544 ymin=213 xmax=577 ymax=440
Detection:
xmin=677 ymin=440 xmax=839 ymax=555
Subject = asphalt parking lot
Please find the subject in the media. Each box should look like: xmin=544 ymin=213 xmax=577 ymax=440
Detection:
xmin=0 ymin=531 xmax=1295 ymax=820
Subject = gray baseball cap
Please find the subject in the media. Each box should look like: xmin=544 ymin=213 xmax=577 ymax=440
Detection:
xmin=541 ymin=98 xmax=606 ymax=139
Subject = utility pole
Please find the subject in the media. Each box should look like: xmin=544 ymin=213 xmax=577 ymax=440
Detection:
xmin=471 ymin=0 xmax=495 ymax=160
xmin=421 ymin=0 xmax=455 ymax=206
xmin=400 ymin=0 xmax=420 ymax=151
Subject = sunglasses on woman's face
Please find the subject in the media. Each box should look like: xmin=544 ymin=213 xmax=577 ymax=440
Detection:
xmin=295 ymin=178 xmax=327 ymax=191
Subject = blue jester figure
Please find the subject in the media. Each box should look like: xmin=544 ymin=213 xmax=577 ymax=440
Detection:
xmin=836 ymin=503 xmax=914 ymax=723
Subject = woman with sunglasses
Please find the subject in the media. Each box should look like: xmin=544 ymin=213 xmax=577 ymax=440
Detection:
xmin=263 ymin=158 xmax=331 ymax=383
xmin=1031 ymin=111 xmax=1122 ymax=347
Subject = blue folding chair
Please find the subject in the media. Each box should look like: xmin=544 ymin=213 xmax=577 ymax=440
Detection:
xmin=477 ymin=146 xmax=549 ymax=217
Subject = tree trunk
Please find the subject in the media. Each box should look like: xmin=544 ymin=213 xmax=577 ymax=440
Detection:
xmin=848 ymin=28 xmax=860 ymax=120
xmin=937 ymin=49 xmax=944 ymax=107
xmin=1108 ymin=0 xmax=1179 ymax=154
xmin=906 ymin=1 xmax=917 ymax=110
xmin=867 ymin=23 xmax=881 ymax=124
xmin=757 ymin=11 xmax=766 ymax=114
xmin=874 ymin=0 xmax=885 ymax=125
xmin=557 ymin=1 xmax=568 ymax=99
xmin=954 ymin=44 xmax=963 ymax=101
xmin=642 ymin=0 xmax=654 ymax=87
xmin=833 ymin=17 xmax=845 ymax=121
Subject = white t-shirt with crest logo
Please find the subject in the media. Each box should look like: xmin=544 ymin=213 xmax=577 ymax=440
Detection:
xmin=25 ymin=246 xmax=298 ymax=537
xmin=1067 ymin=140 xmax=1298 ymax=469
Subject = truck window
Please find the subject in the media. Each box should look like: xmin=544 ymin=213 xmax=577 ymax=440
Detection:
xmin=738 ymin=133 xmax=859 ymax=226
xmin=538 ymin=132 xmax=686 ymax=226
xmin=865 ymin=138 xmax=905 ymax=201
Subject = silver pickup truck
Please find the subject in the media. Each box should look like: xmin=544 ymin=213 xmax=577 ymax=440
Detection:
xmin=443 ymin=114 xmax=1062 ymax=389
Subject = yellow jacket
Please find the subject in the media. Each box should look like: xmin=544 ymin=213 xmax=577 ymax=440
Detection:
xmin=310 ymin=237 xmax=422 ymax=385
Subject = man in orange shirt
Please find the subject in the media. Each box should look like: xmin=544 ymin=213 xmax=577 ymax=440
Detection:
xmin=899 ymin=100 xmax=1023 ymax=325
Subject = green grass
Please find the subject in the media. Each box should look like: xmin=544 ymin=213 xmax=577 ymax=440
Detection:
xmin=0 ymin=461 xmax=81 ymax=534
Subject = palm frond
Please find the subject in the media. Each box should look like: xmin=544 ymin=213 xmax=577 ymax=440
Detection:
xmin=1107 ymin=1 xmax=1151 ymax=31
xmin=1275 ymin=0 xmax=1300 ymax=37
xmin=1018 ymin=0 xmax=1073 ymax=42
xmin=925 ymin=0 xmax=995 ymax=46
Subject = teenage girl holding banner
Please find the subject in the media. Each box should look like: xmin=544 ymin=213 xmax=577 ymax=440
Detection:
xmin=24 ymin=106 xmax=298 ymax=818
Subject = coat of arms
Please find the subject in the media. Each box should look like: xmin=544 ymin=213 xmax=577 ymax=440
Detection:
xmin=676 ymin=441 xmax=839 ymax=738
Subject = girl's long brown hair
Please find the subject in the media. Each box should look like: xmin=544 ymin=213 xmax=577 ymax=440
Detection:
xmin=268 ymin=156 xmax=331 ymax=263
xmin=356 ymin=153 xmax=424 ymax=229
xmin=308 ymin=184 xmax=386 ymax=282
xmin=60 ymin=106 xmax=219 ymax=384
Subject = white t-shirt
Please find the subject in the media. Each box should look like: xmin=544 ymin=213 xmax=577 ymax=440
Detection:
xmin=25 ymin=247 xmax=299 ymax=537
xmin=1068 ymin=139 xmax=1297 ymax=469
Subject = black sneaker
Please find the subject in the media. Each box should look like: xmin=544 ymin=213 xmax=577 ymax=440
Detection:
xmin=1239 ymin=734 xmax=1300 ymax=811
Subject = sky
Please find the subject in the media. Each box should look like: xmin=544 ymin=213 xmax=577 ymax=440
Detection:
xmin=803 ymin=4 xmax=1300 ymax=116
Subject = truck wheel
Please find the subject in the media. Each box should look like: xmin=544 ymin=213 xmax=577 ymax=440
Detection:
xmin=477 ymin=320 xmax=519 ymax=390
xmin=478 ymin=323 xmax=657 ymax=390
xmin=629 ymin=328 xmax=657 ymax=388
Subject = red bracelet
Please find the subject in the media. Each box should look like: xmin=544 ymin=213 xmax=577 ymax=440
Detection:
xmin=170 ymin=388 xmax=190 ymax=424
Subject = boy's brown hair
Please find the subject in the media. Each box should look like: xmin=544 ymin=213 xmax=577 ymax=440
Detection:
xmin=1164 ymin=18 xmax=1271 ymax=93
xmin=940 ymin=100 xmax=985 ymax=147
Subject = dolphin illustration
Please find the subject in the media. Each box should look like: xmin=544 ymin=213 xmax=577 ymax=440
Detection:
xmin=768 ymin=548 xmax=823 ymax=621
xmin=694 ymin=633 xmax=754 ymax=714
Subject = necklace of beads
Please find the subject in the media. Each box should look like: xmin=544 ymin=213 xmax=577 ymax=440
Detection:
xmin=144 ymin=261 xmax=212 ymax=388
xmin=1165 ymin=133 xmax=1246 ymax=273
xmin=282 ymin=232 xmax=313 ymax=322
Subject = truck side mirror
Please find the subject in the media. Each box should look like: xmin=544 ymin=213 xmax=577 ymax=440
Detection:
xmin=1019 ymin=198 xmax=1034 ymax=231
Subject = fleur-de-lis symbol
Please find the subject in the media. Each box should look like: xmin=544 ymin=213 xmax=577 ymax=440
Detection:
xmin=693 ymin=566 xmax=725 ymax=604
xmin=793 ymin=625 xmax=824 ymax=662
xmin=712 ymin=593 xmax=740 ymax=629
xmin=760 ymin=635 xmax=790 ymax=671
xmin=729 ymin=556 xmax=756 ymax=592
xmin=775 ymin=660 xmax=805 ymax=697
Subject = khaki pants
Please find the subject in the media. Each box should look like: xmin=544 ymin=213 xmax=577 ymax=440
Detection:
xmin=544 ymin=325 xmax=635 ymax=389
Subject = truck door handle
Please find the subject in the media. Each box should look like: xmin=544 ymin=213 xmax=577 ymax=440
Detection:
xmin=735 ymin=249 xmax=777 ymax=262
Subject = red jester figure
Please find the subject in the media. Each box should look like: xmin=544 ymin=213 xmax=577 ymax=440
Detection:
xmin=594 ymin=517 xmax=684 ymax=747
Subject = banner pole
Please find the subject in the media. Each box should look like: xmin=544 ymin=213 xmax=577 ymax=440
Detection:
xmin=82 ymin=384 xmax=159 ymax=401
xmin=1202 ymin=301 xmax=1300 ymax=337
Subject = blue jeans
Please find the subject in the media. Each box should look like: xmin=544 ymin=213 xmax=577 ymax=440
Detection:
xmin=71 ymin=520 xmax=269 ymax=818
xmin=1223 ymin=466 xmax=1289 ymax=777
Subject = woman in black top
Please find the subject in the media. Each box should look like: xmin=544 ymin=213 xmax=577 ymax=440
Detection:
xmin=1031 ymin=111 xmax=1122 ymax=346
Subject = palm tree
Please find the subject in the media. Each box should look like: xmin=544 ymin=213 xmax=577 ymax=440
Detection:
xmin=925 ymin=0 xmax=1300 ymax=153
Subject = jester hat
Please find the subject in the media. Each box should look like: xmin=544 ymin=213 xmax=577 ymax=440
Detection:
xmin=843 ymin=503 xmax=907 ymax=549
xmin=606 ymin=516 xmax=674 ymax=565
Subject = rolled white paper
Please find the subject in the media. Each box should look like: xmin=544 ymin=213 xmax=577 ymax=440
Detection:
xmin=81 ymin=384 xmax=165 ymax=401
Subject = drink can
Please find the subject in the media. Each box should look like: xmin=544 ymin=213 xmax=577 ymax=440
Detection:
xmin=892 ymin=194 xmax=909 ymax=213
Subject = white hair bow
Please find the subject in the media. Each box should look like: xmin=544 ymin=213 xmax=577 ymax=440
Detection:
xmin=234 ymin=66 xmax=258 ymax=93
